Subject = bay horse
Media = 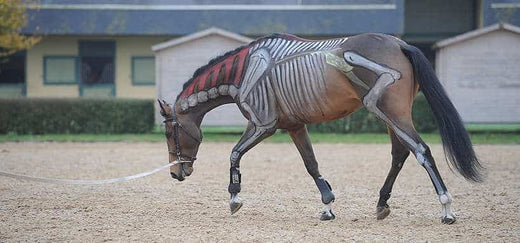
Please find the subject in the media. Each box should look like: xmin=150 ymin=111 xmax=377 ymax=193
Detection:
xmin=157 ymin=33 xmax=484 ymax=224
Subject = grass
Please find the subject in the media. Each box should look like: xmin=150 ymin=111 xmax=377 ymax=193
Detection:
xmin=465 ymin=123 xmax=520 ymax=132
xmin=1 ymin=131 xmax=518 ymax=144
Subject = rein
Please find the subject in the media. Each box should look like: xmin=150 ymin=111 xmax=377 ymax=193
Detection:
xmin=0 ymin=161 xmax=181 ymax=185
xmin=0 ymin=116 xmax=198 ymax=185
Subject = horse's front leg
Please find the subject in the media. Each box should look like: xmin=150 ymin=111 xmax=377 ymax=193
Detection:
xmin=288 ymin=125 xmax=336 ymax=221
xmin=229 ymin=121 xmax=276 ymax=214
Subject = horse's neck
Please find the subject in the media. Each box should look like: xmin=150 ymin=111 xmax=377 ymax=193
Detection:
xmin=177 ymin=46 xmax=249 ymax=113
xmin=176 ymin=95 xmax=236 ymax=126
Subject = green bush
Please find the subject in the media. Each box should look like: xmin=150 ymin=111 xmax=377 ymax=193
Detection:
xmin=0 ymin=98 xmax=154 ymax=134
xmin=307 ymin=93 xmax=438 ymax=133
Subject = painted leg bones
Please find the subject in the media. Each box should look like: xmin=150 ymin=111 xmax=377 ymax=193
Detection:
xmin=340 ymin=51 xmax=456 ymax=224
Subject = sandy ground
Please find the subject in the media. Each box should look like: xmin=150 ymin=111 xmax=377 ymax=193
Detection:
xmin=0 ymin=142 xmax=519 ymax=242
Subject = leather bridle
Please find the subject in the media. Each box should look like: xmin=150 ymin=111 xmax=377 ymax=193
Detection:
xmin=163 ymin=116 xmax=201 ymax=164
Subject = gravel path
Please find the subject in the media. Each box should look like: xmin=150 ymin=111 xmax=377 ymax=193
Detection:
xmin=1 ymin=142 xmax=519 ymax=242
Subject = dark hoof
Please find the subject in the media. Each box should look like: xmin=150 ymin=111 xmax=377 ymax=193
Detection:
xmin=320 ymin=210 xmax=336 ymax=221
xmin=230 ymin=201 xmax=243 ymax=215
xmin=441 ymin=216 xmax=456 ymax=224
xmin=376 ymin=206 xmax=391 ymax=220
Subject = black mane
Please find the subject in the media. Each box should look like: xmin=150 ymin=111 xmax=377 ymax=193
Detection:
xmin=179 ymin=33 xmax=291 ymax=93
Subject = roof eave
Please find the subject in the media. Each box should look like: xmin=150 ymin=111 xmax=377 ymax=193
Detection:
xmin=434 ymin=23 xmax=520 ymax=49
xmin=152 ymin=27 xmax=254 ymax=52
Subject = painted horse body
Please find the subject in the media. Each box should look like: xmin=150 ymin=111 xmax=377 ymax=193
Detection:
xmin=159 ymin=33 xmax=484 ymax=223
xmin=177 ymin=34 xmax=363 ymax=124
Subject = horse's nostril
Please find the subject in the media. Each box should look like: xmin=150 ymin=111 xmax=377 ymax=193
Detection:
xmin=170 ymin=172 xmax=185 ymax=181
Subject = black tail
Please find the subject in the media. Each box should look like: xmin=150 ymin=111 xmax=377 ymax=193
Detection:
xmin=400 ymin=43 xmax=485 ymax=182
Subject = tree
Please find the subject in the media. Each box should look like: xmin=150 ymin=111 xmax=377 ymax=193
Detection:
xmin=0 ymin=0 xmax=40 ymax=57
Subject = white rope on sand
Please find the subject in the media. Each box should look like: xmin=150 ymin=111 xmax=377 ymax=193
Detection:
xmin=0 ymin=162 xmax=178 ymax=185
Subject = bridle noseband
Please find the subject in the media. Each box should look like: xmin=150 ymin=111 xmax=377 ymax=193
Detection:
xmin=163 ymin=116 xmax=200 ymax=164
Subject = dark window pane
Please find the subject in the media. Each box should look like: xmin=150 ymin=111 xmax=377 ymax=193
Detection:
xmin=81 ymin=57 xmax=114 ymax=84
xmin=0 ymin=52 xmax=25 ymax=84
xmin=79 ymin=41 xmax=115 ymax=57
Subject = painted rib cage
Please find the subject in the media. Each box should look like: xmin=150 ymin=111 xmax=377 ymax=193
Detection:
xmin=243 ymin=36 xmax=348 ymax=122
xmin=242 ymin=52 xmax=329 ymax=123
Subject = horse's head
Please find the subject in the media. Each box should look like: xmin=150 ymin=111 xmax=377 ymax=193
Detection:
xmin=158 ymin=100 xmax=202 ymax=181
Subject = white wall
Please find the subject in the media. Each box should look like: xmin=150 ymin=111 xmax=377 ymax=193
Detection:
xmin=436 ymin=30 xmax=520 ymax=123
xmin=155 ymin=34 xmax=249 ymax=126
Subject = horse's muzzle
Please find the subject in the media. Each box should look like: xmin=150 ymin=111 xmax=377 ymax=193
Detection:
xmin=170 ymin=172 xmax=185 ymax=181
xmin=170 ymin=162 xmax=193 ymax=181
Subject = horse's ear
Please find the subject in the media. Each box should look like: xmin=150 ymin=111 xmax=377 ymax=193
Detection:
xmin=157 ymin=99 xmax=166 ymax=116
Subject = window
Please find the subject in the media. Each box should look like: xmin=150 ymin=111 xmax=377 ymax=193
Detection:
xmin=132 ymin=56 xmax=155 ymax=85
xmin=0 ymin=51 xmax=25 ymax=84
xmin=0 ymin=51 xmax=26 ymax=97
xmin=78 ymin=40 xmax=115 ymax=97
xmin=79 ymin=41 xmax=115 ymax=85
xmin=80 ymin=56 xmax=114 ymax=85
xmin=43 ymin=56 xmax=77 ymax=84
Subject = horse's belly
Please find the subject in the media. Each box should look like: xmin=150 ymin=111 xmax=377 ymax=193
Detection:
xmin=268 ymin=52 xmax=363 ymax=125
xmin=275 ymin=75 xmax=363 ymax=125
xmin=302 ymin=83 xmax=363 ymax=123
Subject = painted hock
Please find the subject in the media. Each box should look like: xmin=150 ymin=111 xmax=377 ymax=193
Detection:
xmin=159 ymin=33 xmax=485 ymax=223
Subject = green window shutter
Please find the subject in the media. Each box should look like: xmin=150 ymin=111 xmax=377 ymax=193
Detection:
xmin=132 ymin=57 xmax=155 ymax=85
xmin=44 ymin=56 xmax=77 ymax=84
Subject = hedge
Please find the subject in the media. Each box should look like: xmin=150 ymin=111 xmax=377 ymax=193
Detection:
xmin=0 ymin=98 xmax=154 ymax=134
xmin=307 ymin=93 xmax=438 ymax=133
xmin=0 ymin=94 xmax=436 ymax=135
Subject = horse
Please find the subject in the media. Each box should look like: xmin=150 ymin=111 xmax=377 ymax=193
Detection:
xmin=157 ymin=32 xmax=485 ymax=224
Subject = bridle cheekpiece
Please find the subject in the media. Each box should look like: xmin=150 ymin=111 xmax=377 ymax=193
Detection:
xmin=163 ymin=115 xmax=199 ymax=164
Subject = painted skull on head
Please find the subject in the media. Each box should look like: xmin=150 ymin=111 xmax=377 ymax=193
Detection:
xmin=157 ymin=100 xmax=201 ymax=181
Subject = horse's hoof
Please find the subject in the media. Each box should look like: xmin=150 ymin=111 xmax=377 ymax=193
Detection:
xmin=441 ymin=215 xmax=456 ymax=224
xmin=320 ymin=210 xmax=335 ymax=221
xmin=376 ymin=206 xmax=391 ymax=220
xmin=230 ymin=201 xmax=243 ymax=215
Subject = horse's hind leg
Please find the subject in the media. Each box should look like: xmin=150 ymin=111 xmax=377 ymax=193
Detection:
xmin=288 ymin=125 xmax=335 ymax=221
xmin=376 ymin=127 xmax=410 ymax=220
xmin=363 ymin=75 xmax=456 ymax=224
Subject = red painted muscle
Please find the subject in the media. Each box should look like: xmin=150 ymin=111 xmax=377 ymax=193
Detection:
xmin=181 ymin=46 xmax=250 ymax=98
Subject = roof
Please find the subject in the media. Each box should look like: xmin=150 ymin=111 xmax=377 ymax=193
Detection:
xmin=435 ymin=23 xmax=520 ymax=48
xmin=21 ymin=1 xmax=404 ymax=36
xmin=482 ymin=1 xmax=520 ymax=27
xmin=152 ymin=27 xmax=254 ymax=52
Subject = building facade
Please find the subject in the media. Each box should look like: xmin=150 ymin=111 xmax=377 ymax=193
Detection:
xmin=27 ymin=36 xmax=166 ymax=98
xmin=1 ymin=0 xmax=519 ymax=123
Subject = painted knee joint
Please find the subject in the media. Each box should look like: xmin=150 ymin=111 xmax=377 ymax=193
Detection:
xmin=362 ymin=73 xmax=396 ymax=111
xmin=341 ymin=51 xmax=401 ymax=111
xmin=230 ymin=151 xmax=241 ymax=166
xmin=414 ymin=144 xmax=429 ymax=166
xmin=315 ymin=177 xmax=335 ymax=204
